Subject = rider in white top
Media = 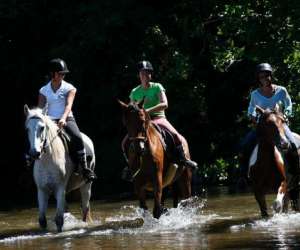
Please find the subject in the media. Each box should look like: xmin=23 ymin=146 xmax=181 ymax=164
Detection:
xmin=36 ymin=58 xmax=96 ymax=183
xmin=39 ymin=80 xmax=76 ymax=120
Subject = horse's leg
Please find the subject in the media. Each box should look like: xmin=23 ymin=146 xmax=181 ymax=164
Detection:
xmin=55 ymin=186 xmax=65 ymax=232
xmin=135 ymin=184 xmax=148 ymax=211
xmin=37 ymin=188 xmax=49 ymax=229
xmin=180 ymin=168 xmax=192 ymax=199
xmin=254 ymin=189 xmax=268 ymax=218
xmin=80 ymin=183 xmax=92 ymax=222
xmin=289 ymin=187 xmax=300 ymax=211
xmin=282 ymin=193 xmax=290 ymax=213
xmin=172 ymin=182 xmax=179 ymax=208
xmin=153 ymin=170 xmax=163 ymax=219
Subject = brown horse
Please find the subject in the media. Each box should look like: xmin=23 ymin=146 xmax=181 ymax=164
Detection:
xmin=119 ymin=100 xmax=192 ymax=219
xmin=249 ymin=106 xmax=300 ymax=217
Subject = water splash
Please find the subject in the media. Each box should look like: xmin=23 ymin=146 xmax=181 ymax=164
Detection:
xmin=0 ymin=197 xmax=217 ymax=242
xmin=93 ymin=196 xmax=218 ymax=235
xmin=47 ymin=212 xmax=88 ymax=231
xmin=230 ymin=212 xmax=300 ymax=233
xmin=252 ymin=213 xmax=300 ymax=231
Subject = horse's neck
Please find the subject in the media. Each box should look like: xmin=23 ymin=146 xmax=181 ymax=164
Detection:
xmin=147 ymin=123 xmax=164 ymax=153
xmin=44 ymin=121 xmax=68 ymax=167
xmin=257 ymin=140 xmax=276 ymax=164
xmin=147 ymin=123 xmax=160 ymax=141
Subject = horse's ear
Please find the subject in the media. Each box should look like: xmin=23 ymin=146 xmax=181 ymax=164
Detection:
xmin=138 ymin=97 xmax=145 ymax=109
xmin=256 ymin=105 xmax=264 ymax=115
xmin=117 ymin=99 xmax=128 ymax=109
xmin=24 ymin=104 xmax=30 ymax=116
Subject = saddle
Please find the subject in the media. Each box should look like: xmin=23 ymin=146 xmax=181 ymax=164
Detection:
xmin=58 ymin=129 xmax=92 ymax=165
xmin=151 ymin=123 xmax=177 ymax=159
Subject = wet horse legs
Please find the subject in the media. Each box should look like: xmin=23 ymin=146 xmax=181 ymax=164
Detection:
xmin=38 ymin=189 xmax=49 ymax=229
xmin=153 ymin=171 xmax=163 ymax=219
xmin=135 ymin=185 xmax=148 ymax=211
xmin=254 ymin=189 xmax=268 ymax=218
xmin=80 ymin=182 xmax=92 ymax=222
xmin=55 ymin=186 xmax=65 ymax=232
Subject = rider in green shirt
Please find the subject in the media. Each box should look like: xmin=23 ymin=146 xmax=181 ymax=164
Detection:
xmin=121 ymin=60 xmax=198 ymax=181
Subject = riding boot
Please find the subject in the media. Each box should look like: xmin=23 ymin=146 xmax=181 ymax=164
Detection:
xmin=175 ymin=144 xmax=198 ymax=170
xmin=121 ymin=152 xmax=133 ymax=182
xmin=78 ymin=154 xmax=97 ymax=183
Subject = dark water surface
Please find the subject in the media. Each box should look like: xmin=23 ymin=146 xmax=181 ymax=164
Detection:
xmin=1 ymin=188 xmax=300 ymax=249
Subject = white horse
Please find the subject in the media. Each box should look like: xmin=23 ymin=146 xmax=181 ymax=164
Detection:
xmin=24 ymin=105 xmax=95 ymax=232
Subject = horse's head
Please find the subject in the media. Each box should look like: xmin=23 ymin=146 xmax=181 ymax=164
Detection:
xmin=118 ymin=99 xmax=150 ymax=155
xmin=256 ymin=105 xmax=289 ymax=150
xmin=24 ymin=104 xmax=49 ymax=159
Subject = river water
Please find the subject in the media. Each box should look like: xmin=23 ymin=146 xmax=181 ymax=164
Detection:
xmin=1 ymin=188 xmax=300 ymax=249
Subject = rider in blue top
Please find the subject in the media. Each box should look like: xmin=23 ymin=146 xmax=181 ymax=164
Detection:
xmin=239 ymin=63 xmax=300 ymax=191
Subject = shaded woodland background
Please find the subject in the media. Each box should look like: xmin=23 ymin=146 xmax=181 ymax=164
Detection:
xmin=3 ymin=0 xmax=300 ymax=207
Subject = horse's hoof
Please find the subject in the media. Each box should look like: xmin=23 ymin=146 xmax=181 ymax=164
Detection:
xmin=55 ymin=215 xmax=64 ymax=232
xmin=39 ymin=216 xmax=47 ymax=229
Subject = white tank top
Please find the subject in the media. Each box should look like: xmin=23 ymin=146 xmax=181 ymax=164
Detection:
xmin=39 ymin=80 xmax=77 ymax=119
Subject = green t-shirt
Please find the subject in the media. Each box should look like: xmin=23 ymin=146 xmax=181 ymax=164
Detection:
xmin=129 ymin=82 xmax=165 ymax=118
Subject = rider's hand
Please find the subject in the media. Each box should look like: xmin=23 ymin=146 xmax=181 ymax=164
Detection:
xmin=58 ymin=118 xmax=66 ymax=128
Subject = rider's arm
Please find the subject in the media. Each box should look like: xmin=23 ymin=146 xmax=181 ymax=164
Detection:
xmin=145 ymin=90 xmax=168 ymax=114
xmin=61 ymin=89 xmax=76 ymax=121
xmin=38 ymin=94 xmax=47 ymax=109
xmin=247 ymin=91 xmax=258 ymax=125
xmin=282 ymin=87 xmax=293 ymax=117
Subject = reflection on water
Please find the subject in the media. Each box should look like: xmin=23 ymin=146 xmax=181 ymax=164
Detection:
xmin=1 ymin=188 xmax=300 ymax=249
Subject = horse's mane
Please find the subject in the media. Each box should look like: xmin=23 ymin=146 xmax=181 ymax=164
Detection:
xmin=26 ymin=107 xmax=63 ymax=159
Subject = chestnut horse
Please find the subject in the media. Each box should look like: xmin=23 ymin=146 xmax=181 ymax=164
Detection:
xmin=249 ymin=106 xmax=300 ymax=217
xmin=119 ymin=100 xmax=192 ymax=219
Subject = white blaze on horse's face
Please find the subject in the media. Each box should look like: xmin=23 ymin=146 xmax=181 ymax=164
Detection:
xmin=26 ymin=116 xmax=47 ymax=159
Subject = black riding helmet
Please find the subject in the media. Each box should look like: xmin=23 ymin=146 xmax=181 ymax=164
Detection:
xmin=137 ymin=60 xmax=153 ymax=72
xmin=256 ymin=63 xmax=273 ymax=74
xmin=49 ymin=58 xmax=69 ymax=74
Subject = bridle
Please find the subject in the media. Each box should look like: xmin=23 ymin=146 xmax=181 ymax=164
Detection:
xmin=125 ymin=106 xmax=150 ymax=179
xmin=26 ymin=115 xmax=61 ymax=158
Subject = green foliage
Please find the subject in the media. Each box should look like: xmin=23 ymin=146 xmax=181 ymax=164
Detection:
xmin=7 ymin=0 xmax=300 ymax=200
xmin=200 ymin=158 xmax=232 ymax=185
